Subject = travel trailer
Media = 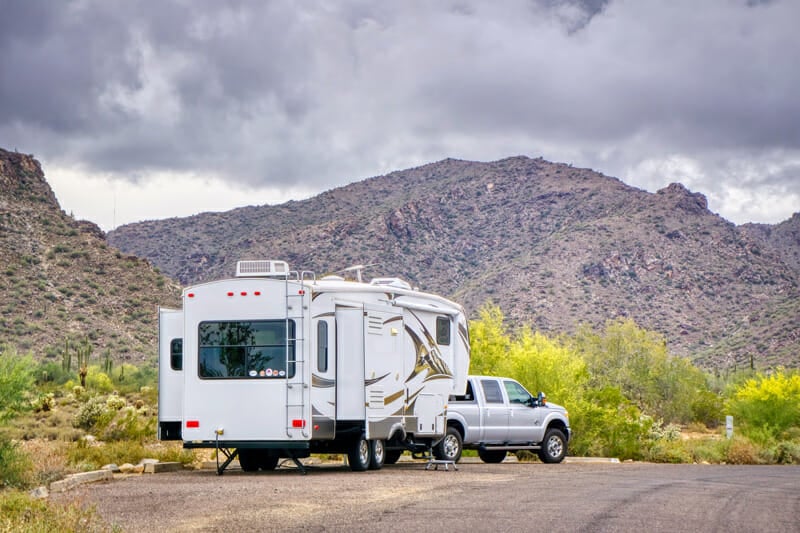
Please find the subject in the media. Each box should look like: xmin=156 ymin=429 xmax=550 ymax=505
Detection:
xmin=158 ymin=260 xmax=470 ymax=473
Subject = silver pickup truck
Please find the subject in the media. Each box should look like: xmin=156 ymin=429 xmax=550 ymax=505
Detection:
xmin=435 ymin=375 xmax=571 ymax=464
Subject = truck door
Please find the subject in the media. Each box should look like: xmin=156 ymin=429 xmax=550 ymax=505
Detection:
xmin=310 ymin=316 xmax=336 ymax=439
xmin=504 ymin=379 xmax=543 ymax=443
xmin=479 ymin=378 xmax=509 ymax=443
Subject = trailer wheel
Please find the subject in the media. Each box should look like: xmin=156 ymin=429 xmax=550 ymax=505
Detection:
xmin=348 ymin=434 xmax=371 ymax=471
xmin=537 ymin=428 xmax=567 ymax=464
xmin=478 ymin=449 xmax=507 ymax=464
xmin=368 ymin=439 xmax=385 ymax=470
xmin=433 ymin=426 xmax=463 ymax=463
xmin=259 ymin=453 xmax=279 ymax=471
xmin=384 ymin=450 xmax=403 ymax=464
xmin=238 ymin=449 xmax=260 ymax=472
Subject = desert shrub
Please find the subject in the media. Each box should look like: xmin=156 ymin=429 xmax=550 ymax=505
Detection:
xmin=646 ymin=439 xmax=692 ymax=463
xmin=73 ymin=396 xmax=111 ymax=431
xmin=100 ymin=406 xmax=155 ymax=442
xmin=86 ymin=367 xmax=114 ymax=393
xmin=690 ymin=389 xmax=724 ymax=428
xmin=0 ymin=490 xmax=113 ymax=532
xmin=105 ymin=393 xmax=126 ymax=411
xmin=0 ymin=346 xmax=36 ymax=423
xmin=724 ymin=436 xmax=761 ymax=464
xmin=31 ymin=393 xmax=56 ymax=413
xmin=0 ymin=438 xmax=33 ymax=489
xmin=726 ymin=369 xmax=800 ymax=441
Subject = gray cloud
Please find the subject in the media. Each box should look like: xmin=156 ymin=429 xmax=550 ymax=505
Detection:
xmin=0 ymin=0 xmax=798 ymax=223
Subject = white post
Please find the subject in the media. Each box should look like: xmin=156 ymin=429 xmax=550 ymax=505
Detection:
xmin=726 ymin=415 xmax=734 ymax=439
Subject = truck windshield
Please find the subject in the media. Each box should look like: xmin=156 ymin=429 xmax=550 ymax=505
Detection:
xmin=198 ymin=320 xmax=295 ymax=379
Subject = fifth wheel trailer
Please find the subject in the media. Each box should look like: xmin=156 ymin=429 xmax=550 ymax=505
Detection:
xmin=158 ymin=260 xmax=470 ymax=472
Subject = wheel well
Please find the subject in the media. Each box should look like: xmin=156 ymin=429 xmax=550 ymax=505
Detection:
xmin=447 ymin=420 xmax=465 ymax=438
xmin=547 ymin=420 xmax=569 ymax=441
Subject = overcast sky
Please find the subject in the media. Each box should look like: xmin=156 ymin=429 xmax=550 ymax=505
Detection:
xmin=1 ymin=0 xmax=798 ymax=231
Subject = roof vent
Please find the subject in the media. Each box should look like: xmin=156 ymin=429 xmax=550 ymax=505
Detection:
xmin=370 ymin=277 xmax=412 ymax=290
xmin=235 ymin=260 xmax=290 ymax=277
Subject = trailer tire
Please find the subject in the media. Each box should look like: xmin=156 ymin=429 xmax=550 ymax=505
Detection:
xmin=238 ymin=449 xmax=260 ymax=472
xmin=384 ymin=450 xmax=403 ymax=464
xmin=433 ymin=426 xmax=463 ymax=463
xmin=478 ymin=449 xmax=507 ymax=464
xmin=348 ymin=434 xmax=371 ymax=472
xmin=259 ymin=453 xmax=280 ymax=471
xmin=537 ymin=428 xmax=567 ymax=464
xmin=368 ymin=439 xmax=385 ymax=470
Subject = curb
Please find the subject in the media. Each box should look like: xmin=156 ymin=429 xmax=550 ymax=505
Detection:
xmin=32 ymin=461 xmax=186 ymax=499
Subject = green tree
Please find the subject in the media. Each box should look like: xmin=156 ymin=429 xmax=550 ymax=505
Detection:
xmin=727 ymin=369 xmax=800 ymax=441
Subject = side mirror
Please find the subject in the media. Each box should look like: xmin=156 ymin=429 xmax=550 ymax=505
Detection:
xmin=537 ymin=392 xmax=547 ymax=406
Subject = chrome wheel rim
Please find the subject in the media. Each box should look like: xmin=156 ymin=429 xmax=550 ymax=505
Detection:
xmin=547 ymin=435 xmax=563 ymax=458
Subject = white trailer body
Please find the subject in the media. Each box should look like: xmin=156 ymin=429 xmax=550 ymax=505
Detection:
xmin=158 ymin=261 xmax=470 ymax=471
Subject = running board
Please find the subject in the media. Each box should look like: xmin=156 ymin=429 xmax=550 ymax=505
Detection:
xmin=478 ymin=445 xmax=542 ymax=451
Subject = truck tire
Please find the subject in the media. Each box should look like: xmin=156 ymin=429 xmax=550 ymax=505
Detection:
xmin=368 ymin=439 xmax=385 ymax=470
xmin=348 ymin=434 xmax=371 ymax=471
xmin=478 ymin=449 xmax=507 ymax=463
xmin=433 ymin=426 xmax=463 ymax=463
xmin=537 ymin=428 xmax=567 ymax=464
xmin=238 ymin=449 xmax=260 ymax=472
xmin=384 ymin=450 xmax=403 ymax=464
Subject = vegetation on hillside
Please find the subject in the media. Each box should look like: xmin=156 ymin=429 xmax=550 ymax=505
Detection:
xmin=469 ymin=304 xmax=800 ymax=463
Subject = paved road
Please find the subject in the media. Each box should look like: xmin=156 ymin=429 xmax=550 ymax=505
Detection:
xmin=57 ymin=461 xmax=800 ymax=532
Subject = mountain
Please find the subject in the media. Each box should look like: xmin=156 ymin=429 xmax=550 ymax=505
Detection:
xmin=0 ymin=148 xmax=180 ymax=363
xmin=104 ymin=156 xmax=797 ymax=371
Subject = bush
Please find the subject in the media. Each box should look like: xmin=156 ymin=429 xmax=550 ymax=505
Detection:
xmin=0 ymin=438 xmax=33 ymax=489
xmin=0 ymin=490 xmax=113 ymax=532
xmin=0 ymin=346 xmax=36 ymax=423
xmin=73 ymin=396 xmax=111 ymax=431
xmin=726 ymin=369 xmax=800 ymax=440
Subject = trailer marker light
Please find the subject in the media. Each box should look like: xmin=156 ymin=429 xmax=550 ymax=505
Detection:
xmin=187 ymin=293 xmax=195 ymax=298
xmin=241 ymin=291 xmax=247 ymax=296
xmin=186 ymin=420 xmax=199 ymax=428
xmin=292 ymin=419 xmax=306 ymax=428
xmin=298 ymin=290 xmax=305 ymax=295
xmin=254 ymin=291 xmax=261 ymax=296
xmin=227 ymin=292 xmax=234 ymax=297
xmin=314 ymin=424 xmax=320 ymax=430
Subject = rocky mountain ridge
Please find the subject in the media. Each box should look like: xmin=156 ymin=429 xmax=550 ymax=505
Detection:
xmin=107 ymin=156 xmax=800 ymax=370
xmin=0 ymin=148 xmax=181 ymax=363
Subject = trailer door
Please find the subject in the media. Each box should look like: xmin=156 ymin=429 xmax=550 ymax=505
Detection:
xmin=335 ymin=306 xmax=366 ymax=424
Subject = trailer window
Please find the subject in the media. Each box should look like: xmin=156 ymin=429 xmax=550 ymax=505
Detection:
xmin=480 ymin=379 xmax=504 ymax=404
xmin=198 ymin=320 xmax=295 ymax=379
xmin=436 ymin=316 xmax=450 ymax=346
xmin=170 ymin=338 xmax=183 ymax=371
xmin=317 ymin=321 xmax=329 ymax=372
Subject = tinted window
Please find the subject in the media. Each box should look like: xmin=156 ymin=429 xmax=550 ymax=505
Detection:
xmin=198 ymin=320 xmax=295 ymax=379
xmin=317 ymin=321 xmax=329 ymax=372
xmin=481 ymin=379 xmax=504 ymax=404
xmin=436 ymin=316 xmax=450 ymax=346
xmin=170 ymin=338 xmax=183 ymax=371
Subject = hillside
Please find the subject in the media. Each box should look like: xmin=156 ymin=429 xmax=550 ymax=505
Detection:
xmin=0 ymin=148 xmax=180 ymax=363
xmin=106 ymin=156 xmax=799 ymax=371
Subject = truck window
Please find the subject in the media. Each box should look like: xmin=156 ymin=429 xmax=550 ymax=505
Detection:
xmin=450 ymin=381 xmax=475 ymax=402
xmin=436 ymin=316 xmax=451 ymax=346
xmin=317 ymin=320 xmax=328 ymax=372
xmin=504 ymin=380 xmax=531 ymax=404
xmin=170 ymin=338 xmax=183 ymax=371
xmin=480 ymin=379 xmax=504 ymax=404
xmin=198 ymin=320 xmax=295 ymax=379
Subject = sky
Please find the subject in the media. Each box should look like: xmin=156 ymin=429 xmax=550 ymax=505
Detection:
xmin=1 ymin=0 xmax=798 ymax=231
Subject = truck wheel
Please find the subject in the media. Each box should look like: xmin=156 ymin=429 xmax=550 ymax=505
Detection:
xmin=368 ymin=439 xmax=385 ymax=470
xmin=384 ymin=450 xmax=403 ymax=464
xmin=433 ymin=426 xmax=463 ymax=462
xmin=478 ymin=449 xmax=507 ymax=463
xmin=238 ymin=449 xmax=260 ymax=472
xmin=348 ymin=434 xmax=371 ymax=471
xmin=537 ymin=428 xmax=567 ymax=464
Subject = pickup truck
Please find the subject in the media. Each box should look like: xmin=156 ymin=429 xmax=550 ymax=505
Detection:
xmin=434 ymin=375 xmax=571 ymax=464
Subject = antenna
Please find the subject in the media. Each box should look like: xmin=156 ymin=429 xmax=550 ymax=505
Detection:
xmin=337 ymin=263 xmax=380 ymax=283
